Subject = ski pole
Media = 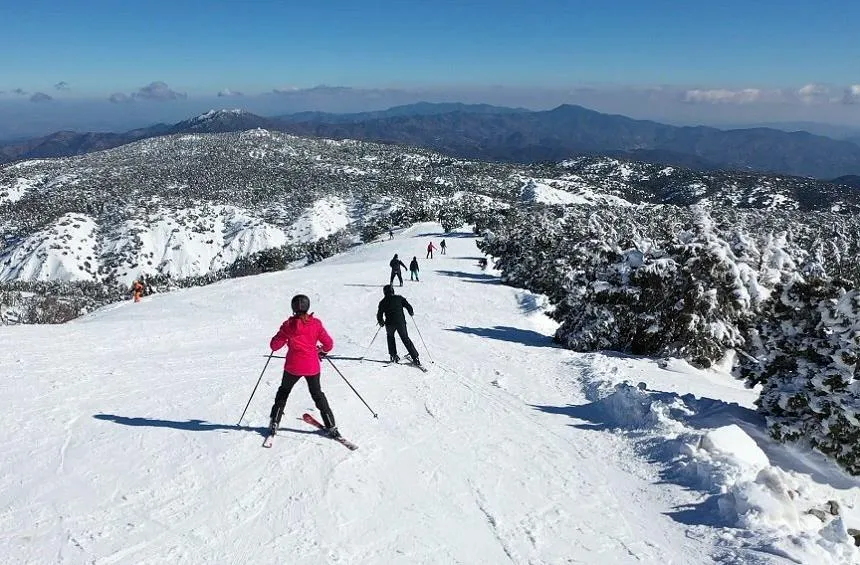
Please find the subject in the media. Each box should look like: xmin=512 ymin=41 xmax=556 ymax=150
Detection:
xmin=325 ymin=356 xmax=378 ymax=418
xmin=237 ymin=352 xmax=273 ymax=425
xmin=361 ymin=325 xmax=382 ymax=360
xmin=410 ymin=315 xmax=434 ymax=364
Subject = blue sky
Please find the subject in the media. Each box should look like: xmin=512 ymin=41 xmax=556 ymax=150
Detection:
xmin=1 ymin=0 xmax=860 ymax=136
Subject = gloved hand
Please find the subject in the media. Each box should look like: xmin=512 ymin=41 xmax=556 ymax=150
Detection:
xmin=317 ymin=346 xmax=328 ymax=359
xmin=378 ymin=321 xmax=384 ymax=327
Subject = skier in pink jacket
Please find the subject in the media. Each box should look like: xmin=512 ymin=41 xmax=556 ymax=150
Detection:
xmin=268 ymin=294 xmax=338 ymax=437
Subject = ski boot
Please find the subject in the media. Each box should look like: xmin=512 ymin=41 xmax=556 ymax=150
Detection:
xmin=405 ymin=354 xmax=421 ymax=367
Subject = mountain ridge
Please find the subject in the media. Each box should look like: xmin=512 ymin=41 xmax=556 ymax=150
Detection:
xmin=4 ymin=103 xmax=860 ymax=178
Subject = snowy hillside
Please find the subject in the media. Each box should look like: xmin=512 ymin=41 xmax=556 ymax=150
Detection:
xmin=1 ymin=225 xmax=858 ymax=564
xmin=3 ymin=132 xmax=858 ymax=292
xmin=518 ymin=176 xmax=631 ymax=207
xmin=556 ymin=157 xmax=860 ymax=212
xmin=0 ymin=130 xmax=521 ymax=287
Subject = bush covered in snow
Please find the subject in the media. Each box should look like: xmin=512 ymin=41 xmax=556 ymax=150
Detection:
xmin=738 ymin=276 xmax=860 ymax=474
xmin=479 ymin=204 xmax=797 ymax=367
xmin=480 ymin=202 xmax=860 ymax=474
xmin=0 ymin=281 xmax=126 ymax=324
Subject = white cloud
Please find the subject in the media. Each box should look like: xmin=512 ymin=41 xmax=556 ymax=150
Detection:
xmin=796 ymin=83 xmax=831 ymax=104
xmin=843 ymin=85 xmax=860 ymax=105
xmin=132 ymin=81 xmax=187 ymax=101
xmin=217 ymin=89 xmax=244 ymax=97
xmin=54 ymin=81 xmax=70 ymax=91
xmin=682 ymin=88 xmax=768 ymax=104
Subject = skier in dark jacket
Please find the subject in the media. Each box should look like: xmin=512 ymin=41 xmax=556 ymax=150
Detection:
xmin=389 ymin=254 xmax=407 ymax=286
xmin=440 ymin=239 xmax=447 ymax=255
xmin=409 ymin=256 xmax=420 ymax=282
xmin=377 ymin=285 xmax=421 ymax=365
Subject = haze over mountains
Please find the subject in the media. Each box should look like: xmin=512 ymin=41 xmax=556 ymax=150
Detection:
xmin=4 ymin=103 xmax=860 ymax=180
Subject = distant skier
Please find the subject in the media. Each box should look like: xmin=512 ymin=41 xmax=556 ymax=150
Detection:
xmin=440 ymin=239 xmax=447 ymax=255
xmin=426 ymin=241 xmax=437 ymax=259
xmin=389 ymin=254 xmax=408 ymax=286
xmin=131 ymin=280 xmax=145 ymax=303
xmin=377 ymin=285 xmax=421 ymax=366
xmin=388 ymin=229 xmax=394 ymax=240
xmin=478 ymin=258 xmax=488 ymax=270
xmin=409 ymin=256 xmax=420 ymax=282
xmin=267 ymin=294 xmax=338 ymax=438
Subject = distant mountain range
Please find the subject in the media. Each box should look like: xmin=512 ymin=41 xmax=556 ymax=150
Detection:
xmin=3 ymin=104 xmax=860 ymax=179
xmin=832 ymin=175 xmax=860 ymax=189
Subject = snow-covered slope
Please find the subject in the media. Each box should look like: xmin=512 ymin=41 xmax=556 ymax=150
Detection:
xmin=519 ymin=176 xmax=631 ymax=207
xmin=0 ymin=131 xmax=521 ymax=286
xmin=1 ymin=225 xmax=857 ymax=564
xmin=0 ymin=205 xmax=295 ymax=284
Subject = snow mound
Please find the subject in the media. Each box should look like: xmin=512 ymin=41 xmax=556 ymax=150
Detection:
xmin=583 ymin=379 xmax=860 ymax=564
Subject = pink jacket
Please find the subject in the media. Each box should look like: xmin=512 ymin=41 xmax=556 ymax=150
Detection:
xmin=270 ymin=314 xmax=334 ymax=376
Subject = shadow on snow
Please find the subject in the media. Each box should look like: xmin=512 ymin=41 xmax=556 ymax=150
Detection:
xmin=415 ymin=231 xmax=476 ymax=238
xmin=447 ymin=325 xmax=557 ymax=348
xmin=435 ymin=269 xmax=500 ymax=284
xmin=93 ymin=414 xmax=319 ymax=438
xmin=327 ymin=355 xmax=391 ymax=364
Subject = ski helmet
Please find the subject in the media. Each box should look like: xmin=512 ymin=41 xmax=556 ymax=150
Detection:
xmin=291 ymin=294 xmax=311 ymax=314
xmin=383 ymin=284 xmax=394 ymax=296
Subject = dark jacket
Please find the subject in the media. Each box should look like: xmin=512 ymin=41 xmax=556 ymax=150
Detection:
xmin=377 ymin=295 xmax=414 ymax=327
xmin=390 ymin=257 xmax=407 ymax=272
xmin=409 ymin=258 xmax=419 ymax=272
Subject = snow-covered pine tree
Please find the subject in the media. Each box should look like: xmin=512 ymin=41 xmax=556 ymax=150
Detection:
xmin=549 ymin=207 xmax=768 ymax=366
xmin=740 ymin=273 xmax=860 ymax=474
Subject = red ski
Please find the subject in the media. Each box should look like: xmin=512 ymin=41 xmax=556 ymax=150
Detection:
xmin=302 ymin=413 xmax=358 ymax=451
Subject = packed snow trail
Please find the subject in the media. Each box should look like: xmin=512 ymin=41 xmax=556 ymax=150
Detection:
xmin=0 ymin=224 xmax=779 ymax=564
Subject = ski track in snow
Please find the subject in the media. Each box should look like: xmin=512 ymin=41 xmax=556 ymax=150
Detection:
xmin=0 ymin=223 xmax=828 ymax=564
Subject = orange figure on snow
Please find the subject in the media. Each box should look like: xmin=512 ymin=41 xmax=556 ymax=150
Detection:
xmin=132 ymin=280 xmax=145 ymax=303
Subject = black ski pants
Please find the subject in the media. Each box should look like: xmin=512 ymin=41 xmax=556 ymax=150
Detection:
xmin=270 ymin=372 xmax=335 ymax=428
xmin=386 ymin=322 xmax=419 ymax=360
xmin=390 ymin=269 xmax=403 ymax=286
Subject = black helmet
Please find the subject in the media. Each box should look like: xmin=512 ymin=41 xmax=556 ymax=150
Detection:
xmin=291 ymin=294 xmax=310 ymax=314
xmin=383 ymin=284 xmax=394 ymax=296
